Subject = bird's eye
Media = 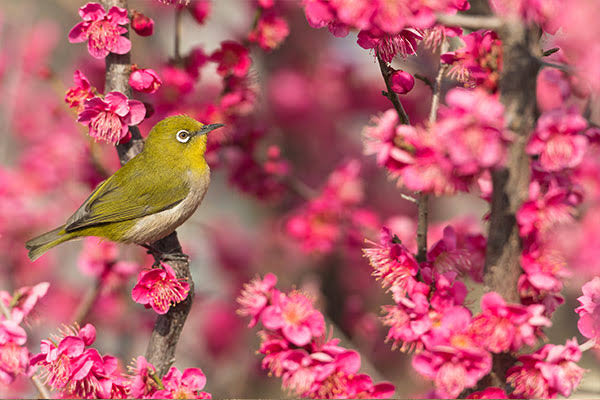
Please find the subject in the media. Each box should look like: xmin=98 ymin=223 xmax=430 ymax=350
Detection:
xmin=176 ymin=130 xmax=190 ymax=143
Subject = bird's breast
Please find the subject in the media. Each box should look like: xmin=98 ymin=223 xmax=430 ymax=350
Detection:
xmin=124 ymin=166 xmax=210 ymax=244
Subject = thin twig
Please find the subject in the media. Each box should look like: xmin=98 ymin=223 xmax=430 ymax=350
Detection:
xmin=435 ymin=13 xmax=503 ymax=31
xmin=401 ymin=193 xmax=417 ymax=203
xmin=72 ymin=279 xmax=103 ymax=325
xmin=174 ymin=7 xmax=183 ymax=63
xmin=580 ymin=338 xmax=596 ymax=352
xmin=539 ymin=60 xmax=573 ymax=73
xmin=376 ymin=55 xmax=410 ymax=125
xmin=0 ymin=297 xmax=50 ymax=399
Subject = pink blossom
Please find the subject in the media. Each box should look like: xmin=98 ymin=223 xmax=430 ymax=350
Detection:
xmin=412 ymin=345 xmax=492 ymax=398
xmin=536 ymin=69 xmax=571 ymax=112
xmin=470 ymin=292 xmax=551 ymax=353
xmin=575 ymin=277 xmax=600 ymax=341
xmin=363 ymin=227 xmax=419 ymax=295
xmin=129 ymin=66 xmax=162 ymax=94
xmin=443 ymin=30 xmax=502 ymax=92
xmin=153 ymin=366 xmax=211 ymax=399
xmin=77 ymin=238 xmax=137 ymax=284
xmin=466 ymin=387 xmax=507 ymax=399
xmin=357 ymin=29 xmax=422 ymax=63
xmin=237 ymin=273 xmax=278 ymax=328
xmin=65 ymin=70 xmax=95 ymax=112
xmin=0 ymin=282 xmax=49 ymax=324
xmin=427 ymin=271 xmax=467 ymax=311
xmin=526 ymin=109 xmax=588 ymax=172
xmin=0 ymin=320 xmax=29 ymax=384
xmin=507 ymin=338 xmax=584 ymax=398
xmin=517 ymin=183 xmax=575 ymax=239
xmin=248 ymin=13 xmax=290 ymax=51
xmin=489 ymin=0 xmax=559 ymax=33
xmin=210 ymin=41 xmax=251 ymax=77
xmin=131 ymin=10 xmax=154 ymax=36
xmin=77 ymin=91 xmax=146 ymax=144
xmin=131 ymin=262 xmax=190 ymax=314
xmin=188 ymin=0 xmax=211 ymax=25
xmin=261 ymin=291 xmax=325 ymax=346
xmin=389 ymin=69 xmax=414 ymax=94
xmin=68 ymin=2 xmax=131 ymax=59
xmin=427 ymin=226 xmax=485 ymax=282
xmin=128 ymin=356 xmax=159 ymax=399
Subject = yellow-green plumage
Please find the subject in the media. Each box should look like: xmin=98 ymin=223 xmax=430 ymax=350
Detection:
xmin=25 ymin=115 xmax=222 ymax=261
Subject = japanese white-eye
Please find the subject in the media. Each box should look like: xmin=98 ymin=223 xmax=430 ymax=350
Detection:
xmin=26 ymin=115 xmax=223 ymax=261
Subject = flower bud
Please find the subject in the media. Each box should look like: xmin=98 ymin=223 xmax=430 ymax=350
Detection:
xmin=390 ymin=69 xmax=415 ymax=95
xmin=131 ymin=10 xmax=154 ymax=37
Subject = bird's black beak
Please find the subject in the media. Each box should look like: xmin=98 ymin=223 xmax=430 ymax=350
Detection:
xmin=198 ymin=123 xmax=225 ymax=136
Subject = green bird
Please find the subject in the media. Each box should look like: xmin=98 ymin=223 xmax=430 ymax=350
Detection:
xmin=26 ymin=115 xmax=223 ymax=261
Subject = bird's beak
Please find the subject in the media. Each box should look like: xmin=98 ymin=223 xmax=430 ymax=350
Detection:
xmin=198 ymin=123 xmax=225 ymax=136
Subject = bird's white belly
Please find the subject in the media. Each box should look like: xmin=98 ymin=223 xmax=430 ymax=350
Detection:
xmin=124 ymin=170 xmax=209 ymax=244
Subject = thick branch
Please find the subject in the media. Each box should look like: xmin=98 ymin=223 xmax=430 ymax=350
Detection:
xmin=435 ymin=13 xmax=502 ymax=31
xmin=101 ymin=0 xmax=194 ymax=377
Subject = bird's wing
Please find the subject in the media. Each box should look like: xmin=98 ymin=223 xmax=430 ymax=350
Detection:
xmin=64 ymin=159 xmax=190 ymax=232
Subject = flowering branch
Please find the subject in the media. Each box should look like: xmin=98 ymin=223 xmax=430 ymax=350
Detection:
xmin=376 ymin=55 xmax=410 ymax=125
xmin=435 ymin=13 xmax=502 ymax=31
xmin=101 ymin=0 xmax=195 ymax=377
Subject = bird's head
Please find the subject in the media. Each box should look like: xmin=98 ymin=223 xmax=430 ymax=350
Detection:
xmin=144 ymin=115 xmax=224 ymax=160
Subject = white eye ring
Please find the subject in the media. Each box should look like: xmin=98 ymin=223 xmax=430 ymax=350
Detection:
xmin=176 ymin=130 xmax=191 ymax=143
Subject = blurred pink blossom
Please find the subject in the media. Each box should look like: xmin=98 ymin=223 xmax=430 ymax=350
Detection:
xmin=0 ymin=282 xmax=49 ymax=324
xmin=128 ymin=356 xmax=159 ymax=398
xmin=0 ymin=320 xmax=29 ymax=385
xmin=65 ymin=70 xmax=96 ymax=112
xmin=466 ymin=387 xmax=507 ymax=399
xmin=68 ymin=2 xmax=131 ymax=59
xmin=153 ymin=366 xmax=211 ymax=399
xmin=131 ymin=262 xmax=190 ymax=314
xmin=576 ymin=277 xmax=600 ymax=342
xmin=248 ymin=13 xmax=290 ymax=51
xmin=210 ymin=41 xmax=251 ymax=77
xmin=78 ymin=91 xmax=146 ymax=144
xmin=188 ymin=0 xmax=211 ymax=25
xmin=129 ymin=66 xmax=163 ymax=94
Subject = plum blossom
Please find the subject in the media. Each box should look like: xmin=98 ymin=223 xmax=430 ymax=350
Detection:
xmin=129 ymin=66 xmax=162 ymax=94
xmin=0 ymin=282 xmax=49 ymax=324
xmin=68 ymin=2 xmax=131 ymax=59
xmin=77 ymin=91 xmax=146 ymax=144
xmin=0 ymin=320 xmax=29 ymax=385
xmin=507 ymin=338 xmax=584 ymax=398
xmin=131 ymin=10 xmax=154 ymax=36
xmin=248 ymin=13 xmax=290 ymax=51
xmin=65 ymin=70 xmax=95 ymax=112
xmin=210 ymin=41 xmax=251 ymax=77
xmin=357 ymin=29 xmax=423 ymax=62
xmin=131 ymin=262 xmax=190 ymax=314
xmin=466 ymin=387 xmax=507 ymax=399
xmin=469 ymin=292 xmax=551 ymax=353
xmin=153 ymin=366 xmax=211 ymax=399
xmin=363 ymin=227 xmax=419 ymax=295
xmin=576 ymin=277 xmax=600 ymax=342
xmin=127 ymin=356 xmax=160 ymax=398
xmin=427 ymin=226 xmax=486 ymax=282
xmin=489 ymin=0 xmax=559 ymax=33
xmin=237 ymin=273 xmax=278 ymax=328
xmin=526 ymin=109 xmax=588 ymax=172
xmin=261 ymin=291 xmax=325 ymax=346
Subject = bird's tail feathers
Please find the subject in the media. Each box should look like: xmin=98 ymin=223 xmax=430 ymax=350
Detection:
xmin=25 ymin=226 xmax=68 ymax=261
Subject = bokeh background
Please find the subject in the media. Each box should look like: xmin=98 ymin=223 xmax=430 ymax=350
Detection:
xmin=0 ymin=0 xmax=598 ymax=397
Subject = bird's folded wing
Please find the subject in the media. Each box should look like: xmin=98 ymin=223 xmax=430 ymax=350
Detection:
xmin=64 ymin=165 xmax=190 ymax=232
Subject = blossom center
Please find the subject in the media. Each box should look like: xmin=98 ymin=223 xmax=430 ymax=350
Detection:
xmin=88 ymin=20 xmax=119 ymax=50
xmin=91 ymin=111 xmax=122 ymax=143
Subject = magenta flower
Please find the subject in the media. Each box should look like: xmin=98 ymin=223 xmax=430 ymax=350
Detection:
xmin=363 ymin=227 xmax=419 ymax=295
xmin=0 ymin=320 xmax=29 ymax=385
xmin=248 ymin=13 xmax=290 ymax=51
xmin=470 ymin=292 xmax=551 ymax=353
xmin=210 ymin=41 xmax=251 ymax=77
xmin=77 ymin=238 xmax=137 ymax=283
xmin=132 ymin=262 xmax=190 ymax=314
xmin=131 ymin=10 xmax=154 ymax=37
xmin=78 ymin=91 xmax=146 ymax=144
xmin=128 ymin=356 xmax=159 ymax=399
xmin=68 ymin=2 xmax=131 ymax=59
xmin=357 ymin=29 xmax=423 ymax=62
xmin=237 ymin=273 xmax=277 ymax=328
xmin=129 ymin=66 xmax=163 ymax=94
xmin=413 ymin=345 xmax=492 ymax=398
xmin=575 ymin=277 xmax=600 ymax=342
xmin=0 ymin=282 xmax=49 ymax=324
xmin=507 ymin=338 xmax=584 ymax=398
xmin=466 ymin=387 xmax=507 ymax=399
xmin=517 ymin=183 xmax=575 ymax=239
xmin=153 ymin=366 xmax=211 ymax=399
xmin=261 ymin=291 xmax=325 ymax=346
xmin=189 ymin=0 xmax=211 ymax=25
xmin=389 ymin=68 xmax=415 ymax=94
xmin=527 ymin=109 xmax=588 ymax=172
xmin=65 ymin=70 xmax=95 ymax=112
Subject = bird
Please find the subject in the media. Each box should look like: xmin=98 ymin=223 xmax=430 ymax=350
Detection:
xmin=25 ymin=115 xmax=223 ymax=262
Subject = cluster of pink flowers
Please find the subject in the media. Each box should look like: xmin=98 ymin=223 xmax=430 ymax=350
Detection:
xmin=131 ymin=262 xmax=190 ymax=314
xmin=0 ymin=282 xmax=48 ymax=385
xmin=286 ymin=160 xmax=378 ymax=253
xmin=364 ymin=88 xmax=509 ymax=195
xmin=237 ymin=273 xmax=395 ymax=398
xmin=248 ymin=1 xmax=290 ymax=51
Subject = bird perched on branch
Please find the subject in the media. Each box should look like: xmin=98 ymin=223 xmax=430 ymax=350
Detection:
xmin=26 ymin=115 xmax=223 ymax=261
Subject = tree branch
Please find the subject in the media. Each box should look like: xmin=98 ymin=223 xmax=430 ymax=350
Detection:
xmin=376 ymin=55 xmax=410 ymax=125
xmin=101 ymin=0 xmax=195 ymax=377
xmin=435 ymin=13 xmax=502 ymax=31
xmin=72 ymin=278 xmax=102 ymax=325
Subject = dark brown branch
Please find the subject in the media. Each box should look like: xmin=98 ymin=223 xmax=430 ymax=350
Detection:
xmin=101 ymin=0 xmax=194 ymax=377
xmin=435 ymin=13 xmax=502 ymax=31
xmin=480 ymin=20 xmax=541 ymax=388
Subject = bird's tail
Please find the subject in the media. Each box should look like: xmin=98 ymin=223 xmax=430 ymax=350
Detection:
xmin=25 ymin=226 xmax=70 ymax=261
